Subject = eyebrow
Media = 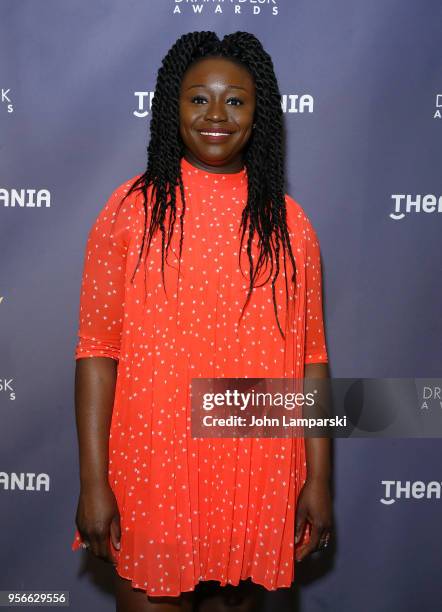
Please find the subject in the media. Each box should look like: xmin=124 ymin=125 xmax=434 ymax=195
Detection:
xmin=185 ymin=84 xmax=248 ymax=91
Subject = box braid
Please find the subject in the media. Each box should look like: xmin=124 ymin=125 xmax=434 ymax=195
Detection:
xmin=117 ymin=31 xmax=297 ymax=338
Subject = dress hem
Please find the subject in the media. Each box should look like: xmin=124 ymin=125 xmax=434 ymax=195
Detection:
xmin=113 ymin=565 xmax=293 ymax=597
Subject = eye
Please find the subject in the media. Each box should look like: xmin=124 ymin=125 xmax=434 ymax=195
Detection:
xmin=226 ymin=97 xmax=243 ymax=106
xmin=191 ymin=95 xmax=208 ymax=104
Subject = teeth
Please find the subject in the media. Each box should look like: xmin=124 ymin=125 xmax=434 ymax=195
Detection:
xmin=200 ymin=131 xmax=230 ymax=136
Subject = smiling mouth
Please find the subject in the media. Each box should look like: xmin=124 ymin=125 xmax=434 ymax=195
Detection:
xmin=198 ymin=130 xmax=233 ymax=137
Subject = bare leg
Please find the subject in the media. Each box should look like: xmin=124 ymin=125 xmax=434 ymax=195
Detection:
xmin=114 ymin=569 xmax=195 ymax=612
xmin=197 ymin=579 xmax=264 ymax=612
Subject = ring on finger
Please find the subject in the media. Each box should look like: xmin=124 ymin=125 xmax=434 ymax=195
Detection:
xmin=319 ymin=534 xmax=331 ymax=549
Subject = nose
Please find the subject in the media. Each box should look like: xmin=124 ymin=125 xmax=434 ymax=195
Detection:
xmin=204 ymin=98 xmax=228 ymax=122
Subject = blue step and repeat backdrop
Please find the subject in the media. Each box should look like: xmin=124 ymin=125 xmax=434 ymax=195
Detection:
xmin=1 ymin=1 xmax=441 ymax=611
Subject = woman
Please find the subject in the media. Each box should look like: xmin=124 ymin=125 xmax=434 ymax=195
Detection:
xmin=71 ymin=31 xmax=333 ymax=611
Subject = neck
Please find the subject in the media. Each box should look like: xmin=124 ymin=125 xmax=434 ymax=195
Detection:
xmin=183 ymin=151 xmax=244 ymax=174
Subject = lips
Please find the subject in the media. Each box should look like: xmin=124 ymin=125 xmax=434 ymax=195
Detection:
xmin=196 ymin=128 xmax=234 ymax=142
xmin=197 ymin=126 xmax=234 ymax=133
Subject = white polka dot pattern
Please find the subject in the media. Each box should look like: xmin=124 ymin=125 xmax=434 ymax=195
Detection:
xmin=71 ymin=157 xmax=328 ymax=596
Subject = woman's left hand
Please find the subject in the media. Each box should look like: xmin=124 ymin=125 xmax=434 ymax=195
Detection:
xmin=294 ymin=477 xmax=333 ymax=562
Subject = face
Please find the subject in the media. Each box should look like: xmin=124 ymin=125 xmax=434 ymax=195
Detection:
xmin=179 ymin=56 xmax=256 ymax=173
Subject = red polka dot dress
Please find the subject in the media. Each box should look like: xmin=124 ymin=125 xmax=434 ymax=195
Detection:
xmin=71 ymin=156 xmax=328 ymax=596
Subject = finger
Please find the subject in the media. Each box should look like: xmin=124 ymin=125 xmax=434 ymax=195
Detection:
xmin=98 ymin=531 xmax=115 ymax=564
xmin=295 ymin=521 xmax=305 ymax=545
xmin=295 ymin=510 xmax=307 ymax=544
xmin=295 ymin=523 xmax=321 ymax=561
xmin=104 ymin=534 xmax=118 ymax=564
xmin=295 ymin=524 xmax=310 ymax=562
xmin=318 ymin=528 xmax=332 ymax=549
xmin=77 ymin=528 xmax=90 ymax=549
xmin=308 ymin=523 xmax=322 ymax=551
xmin=295 ymin=541 xmax=312 ymax=562
xmin=110 ymin=515 xmax=121 ymax=551
xmin=89 ymin=533 xmax=101 ymax=559
xmin=90 ymin=531 xmax=113 ymax=563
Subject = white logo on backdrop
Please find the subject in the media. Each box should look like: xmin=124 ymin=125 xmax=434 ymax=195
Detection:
xmin=1 ymin=88 xmax=14 ymax=113
xmin=281 ymin=95 xmax=313 ymax=113
xmin=420 ymin=385 xmax=442 ymax=410
xmin=0 ymin=473 xmax=50 ymax=491
xmin=389 ymin=194 xmax=442 ymax=220
xmin=172 ymin=0 xmax=279 ymax=16
xmin=380 ymin=480 xmax=441 ymax=504
xmin=133 ymin=92 xmax=313 ymax=117
xmin=134 ymin=91 xmax=155 ymax=118
xmin=0 ymin=378 xmax=15 ymax=401
xmin=434 ymin=94 xmax=442 ymax=119
xmin=0 ymin=189 xmax=51 ymax=208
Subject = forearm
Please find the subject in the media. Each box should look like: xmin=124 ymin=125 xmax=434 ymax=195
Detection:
xmin=304 ymin=437 xmax=331 ymax=482
xmin=303 ymin=362 xmax=331 ymax=483
xmin=74 ymin=357 xmax=118 ymax=487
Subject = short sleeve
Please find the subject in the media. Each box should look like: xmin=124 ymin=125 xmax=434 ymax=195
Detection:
xmin=303 ymin=216 xmax=328 ymax=364
xmin=74 ymin=182 xmax=132 ymax=362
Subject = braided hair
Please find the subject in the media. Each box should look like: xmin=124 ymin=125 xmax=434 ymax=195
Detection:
xmin=118 ymin=31 xmax=297 ymax=338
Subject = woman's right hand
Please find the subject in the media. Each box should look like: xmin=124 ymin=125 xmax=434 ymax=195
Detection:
xmin=75 ymin=481 xmax=121 ymax=564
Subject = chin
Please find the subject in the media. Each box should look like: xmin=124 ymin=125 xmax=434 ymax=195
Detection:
xmin=194 ymin=149 xmax=237 ymax=167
